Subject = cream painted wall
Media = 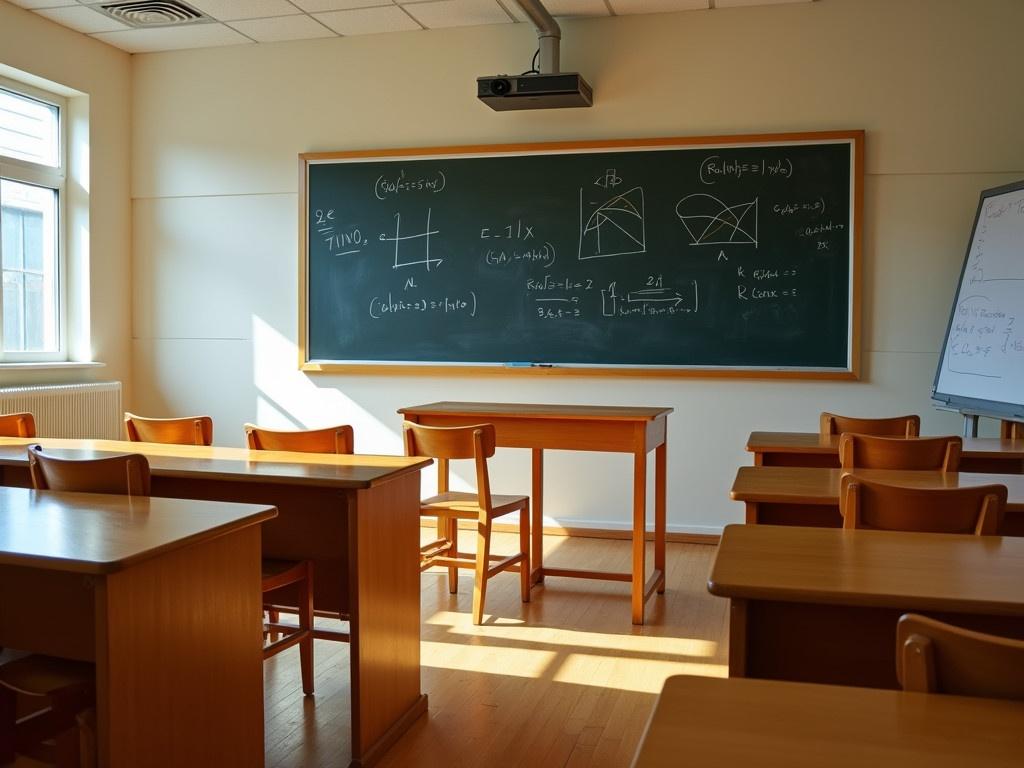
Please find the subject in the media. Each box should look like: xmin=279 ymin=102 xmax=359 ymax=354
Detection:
xmin=0 ymin=2 xmax=132 ymax=394
xmin=130 ymin=0 xmax=1024 ymax=534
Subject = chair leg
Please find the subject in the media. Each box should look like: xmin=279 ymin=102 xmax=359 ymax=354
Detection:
xmin=0 ymin=687 xmax=15 ymax=764
xmin=54 ymin=723 xmax=82 ymax=768
xmin=472 ymin=518 xmax=492 ymax=625
xmin=446 ymin=516 xmax=459 ymax=595
xmin=520 ymin=507 xmax=531 ymax=604
xmin=299 ymin=564 xmax=315 ymax=696
xmin=76 ymin=709 xmax=97 ymax=768
xmin=268 ymin=609 xmax=280 ymax=643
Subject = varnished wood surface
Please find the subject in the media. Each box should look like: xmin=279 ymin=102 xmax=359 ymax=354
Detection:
xmin=399 ymin=402 xmax=674 ymax=421
xmin=731 ymin=466 xmax=1024 ymax=509
xmin=0 ymin=485 xmax=275 ymax=573
xmin=747 ymin=431 xmax=1024 ymax=459
xmin=265 ymin=531 xmax=727 ymax=768
xmin=631 ymin=675 xmax=1024 ymax=768
xmin=400 ymin=402 xmax=670 ymax=624
xmin=709 ymin=524 xmax=1024 ymax=615
xmin=0 ymin=436 xmax=431 ymax=489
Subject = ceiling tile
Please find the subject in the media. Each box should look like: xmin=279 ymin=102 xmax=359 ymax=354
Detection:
xmin=403 ymin=0 xmax=512 ymax=30
xmin=608 ymin=0 xmax=708 ymax=13
xmin=291 ymin=0 xmax=393 ymax=11
xmin=229 ymin=14 xmax=337 ymax=42
xmin=34 ymin=4 xmax=129 ymax=32
xmin=185 ymin=0 xmax=306 ymax=21
xmin=5 ymin=0 xmax=76 ymax=9
xmin=715 ymin=0 xmax=812 ymax=6
xmin=506 ymin=0 xmax=610 ymax=19
xmin=315 ymin=5 xmax=421 ymax=34
xmin=91 ymin=23 xmax=253 ymax=53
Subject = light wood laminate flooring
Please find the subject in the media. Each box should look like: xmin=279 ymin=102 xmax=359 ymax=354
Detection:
xmin=265 ymin=531 xmax=727 ymax=767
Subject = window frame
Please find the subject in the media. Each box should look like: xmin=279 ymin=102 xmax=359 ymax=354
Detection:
xmin=0 ymin=76 xmax=68 ymax=363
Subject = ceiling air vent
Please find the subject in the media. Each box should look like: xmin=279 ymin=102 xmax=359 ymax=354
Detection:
xmin=97 ymin=0 xmax=210 ymax=28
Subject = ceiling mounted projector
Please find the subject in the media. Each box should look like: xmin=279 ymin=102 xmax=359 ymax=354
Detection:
xmin=477 ymin=73 xmax=593 ymax=111
xmin=478 ymin=0 xmax=593 ymax=111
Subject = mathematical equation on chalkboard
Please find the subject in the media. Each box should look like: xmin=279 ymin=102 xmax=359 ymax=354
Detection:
xmin=301 ymin=133 xmax=860 ymax=373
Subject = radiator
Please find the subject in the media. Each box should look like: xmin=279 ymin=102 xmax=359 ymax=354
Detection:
xmin=0 ymin=382 xmax=122 ymax=439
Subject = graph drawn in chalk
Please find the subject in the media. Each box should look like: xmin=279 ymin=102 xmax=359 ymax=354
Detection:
xmin=676 ymin=194 xmax=758 ymax=247
xmin=578 ymin=186 xmax=646 ymax=260
xmin=379 ymin=209 xmax=442 ymax=271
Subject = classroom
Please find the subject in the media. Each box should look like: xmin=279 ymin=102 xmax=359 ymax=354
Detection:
xmin=0 ymin=0 xmax=1022 ymax=765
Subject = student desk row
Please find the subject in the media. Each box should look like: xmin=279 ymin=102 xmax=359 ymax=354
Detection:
xmin=0 ymin=485 xmax=274 ymax=767
xmin=708 ymin=524 xmax=1024 ymax=689
xmin=747 ymin=431 xmax=1024 ymax=473
xmin=0 ymin=436 xmax=432 ymax=768
xmin=632 ymin=675 xmax=1024 ymax=768
xmin=731 ymin=466 xmax=1024 ymax=535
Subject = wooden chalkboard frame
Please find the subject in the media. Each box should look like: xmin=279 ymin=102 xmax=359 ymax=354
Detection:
xmin=298 ymin=130 xmax=863 ymax=378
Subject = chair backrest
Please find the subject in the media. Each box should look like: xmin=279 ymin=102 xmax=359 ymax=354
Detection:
xmin=0 ymin=412 xmax=36 ymax=438
xmin=896 ymin=613 xmax=1024 ymax=700
xmin=27 ymin=445 xmax=151 ymax=496
xmin=820 ymin=412 xmax=920 ymax=438
xmin=244 ymin=423 xmax=354 ymax=454
xmin=839 ymin=474 xmax=1005 ymax=534
xmin=838 ymin=433 xmax=962 ymax=471
xmin=1002 ymin=420 xmax=1023 ymax=440
xmin=402 ymin=421 xmax=496 ymax=510
xmin=124 ymin=412 xmax=213 ymax=446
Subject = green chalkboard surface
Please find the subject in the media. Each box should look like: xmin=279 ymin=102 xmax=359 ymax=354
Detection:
xmin=299 ymin=131 xmax=862 ymax=377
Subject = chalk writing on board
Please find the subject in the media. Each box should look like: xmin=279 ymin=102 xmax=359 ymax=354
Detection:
xmin=484 ymin=243 xmax=556 ymax=268
xmin=699 ymin=156 xmax=794 ymax=185
xmin=374 ymin=169 xmax=446 ymax=200
xmin=380 ymin=209 xmax=442 ymax=271
xmin=601 ymin=281 xmax=699 ymax=317
xmin=594 ymin=169 xmax=623 ymax=189
xmin=773 ymin=198 xmax=826 ymax=216
xmin=369 ymin=291 xmax=477 ymax=319
xmin=676 ymin=195 xmax=759 ymax=247
xmin=578 ymin=186 xmax=647 ymax=260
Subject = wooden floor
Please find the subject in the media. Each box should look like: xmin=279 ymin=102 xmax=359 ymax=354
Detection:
xmin=265 ymin=531 xmax=728 ymax=768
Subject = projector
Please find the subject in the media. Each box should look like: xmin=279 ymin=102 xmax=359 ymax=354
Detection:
xmin=477 ymin=73 xmax=593 ymax=111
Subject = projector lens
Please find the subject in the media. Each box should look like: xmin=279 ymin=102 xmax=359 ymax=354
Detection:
xmin=491 ymin=79 xmax=511 ymax=96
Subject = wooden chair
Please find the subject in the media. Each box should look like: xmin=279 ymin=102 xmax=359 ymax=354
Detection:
xmin=1 ymin=446 xmax=150 ymax=767
xmin=1002 ymin=420 xmax=1023 ymax=440
xmin=838 ymin=433 xmax=962 ymax=472
xmin=896 ymin=613 xmax=1024 ymax=700
xmin=245 ymin=423 xmax=355 ymax=646
xmin=124 ymin=412 xmax=213 ymax=446
xmin=0 ymin=412 xmax=36 ymax=438
xmin=244 ymin=423 xmax=354 ymax=454
xmin=839 ymin=474 xmax=1006 ymax=534
xmin=27 ymin=446 xmax=151 ymax=496
xmin=403 ymin=421 xmax=530 ymax=625
xmin=820 ymin=412 xmax=920 ymax=438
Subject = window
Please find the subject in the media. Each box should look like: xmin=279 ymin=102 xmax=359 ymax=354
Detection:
xmin=0 ymin=82 xmax=65 ymax=361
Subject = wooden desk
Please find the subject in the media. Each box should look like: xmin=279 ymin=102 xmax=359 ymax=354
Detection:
xmin=747 ymin=431 xmax=1024 ymax=473
xmin=398 ymin=402 xmax=672 ymax=625
xmin=708 ymin=524 xmax=1024 ymax=689
xmin=631 ymin=675 xmax=1024 ymax=768
xmin=0 ymin=486 xmax=274 ymax=767
xmin=0 ymin=437 xmax=432 ymax=768
xmin=731 ymin=465 xmax=1024 ymax=535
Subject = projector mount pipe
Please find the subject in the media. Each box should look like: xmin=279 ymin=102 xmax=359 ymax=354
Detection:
xmin=515 ymin=0 xmax=561 ymax=74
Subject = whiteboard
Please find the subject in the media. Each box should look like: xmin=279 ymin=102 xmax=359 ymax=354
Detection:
xmin=933 ymin=180 xmax=1024 ymax=420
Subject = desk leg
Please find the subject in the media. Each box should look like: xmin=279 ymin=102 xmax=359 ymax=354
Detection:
xmin=531 ymin=448 xmax=544 ymax=584
xmin=632 ymin=450 xmax=647 ymax=625
xmin=655 ymin=441 xmax=667 ymax=594
xmin=745 ymin=502 xmax=759 ymax=524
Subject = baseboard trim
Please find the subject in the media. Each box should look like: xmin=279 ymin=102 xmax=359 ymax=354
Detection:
xmin=420 ymin=518 xmax=720 ymax=546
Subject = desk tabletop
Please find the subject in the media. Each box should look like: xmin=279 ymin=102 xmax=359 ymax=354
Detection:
xmin=0 ymin=437 xmax=431 ymax=489
xmin=0 ymin=485 xmax=275 ymax=574
xmin=632 ymin=675 xmax=1024 ymax=768
xmin=399 ymin=401 xmax=673 ymax=421
xmin=708 ymin=524 xmax=1024 ymax=615
xmin=731 ymin=465 xmax=1024 ymax=510
xmin=747 ymin=431 xmax=1024 ymax=458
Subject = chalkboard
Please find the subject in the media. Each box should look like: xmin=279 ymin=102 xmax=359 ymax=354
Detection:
xmin=299 ymin=131 xmax=862 ymax=377
xmin=932 ymin=179 xmax=1024 ymax=420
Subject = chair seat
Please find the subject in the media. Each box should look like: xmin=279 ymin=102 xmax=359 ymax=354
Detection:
xmin=261 ymin=558 xmax=305 ymax=581
xmin=420 ymin=491 xmax=529 ymax=519
xmin=0 ymin=656 xmax=93 ymax=698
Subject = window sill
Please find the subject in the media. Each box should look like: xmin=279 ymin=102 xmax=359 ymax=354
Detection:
xmin=0 ymin=361 xmax=105 ymax=371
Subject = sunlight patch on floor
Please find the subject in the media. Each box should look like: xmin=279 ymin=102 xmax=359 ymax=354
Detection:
xmin=421 ymin=640 xmax=557 ymax=678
